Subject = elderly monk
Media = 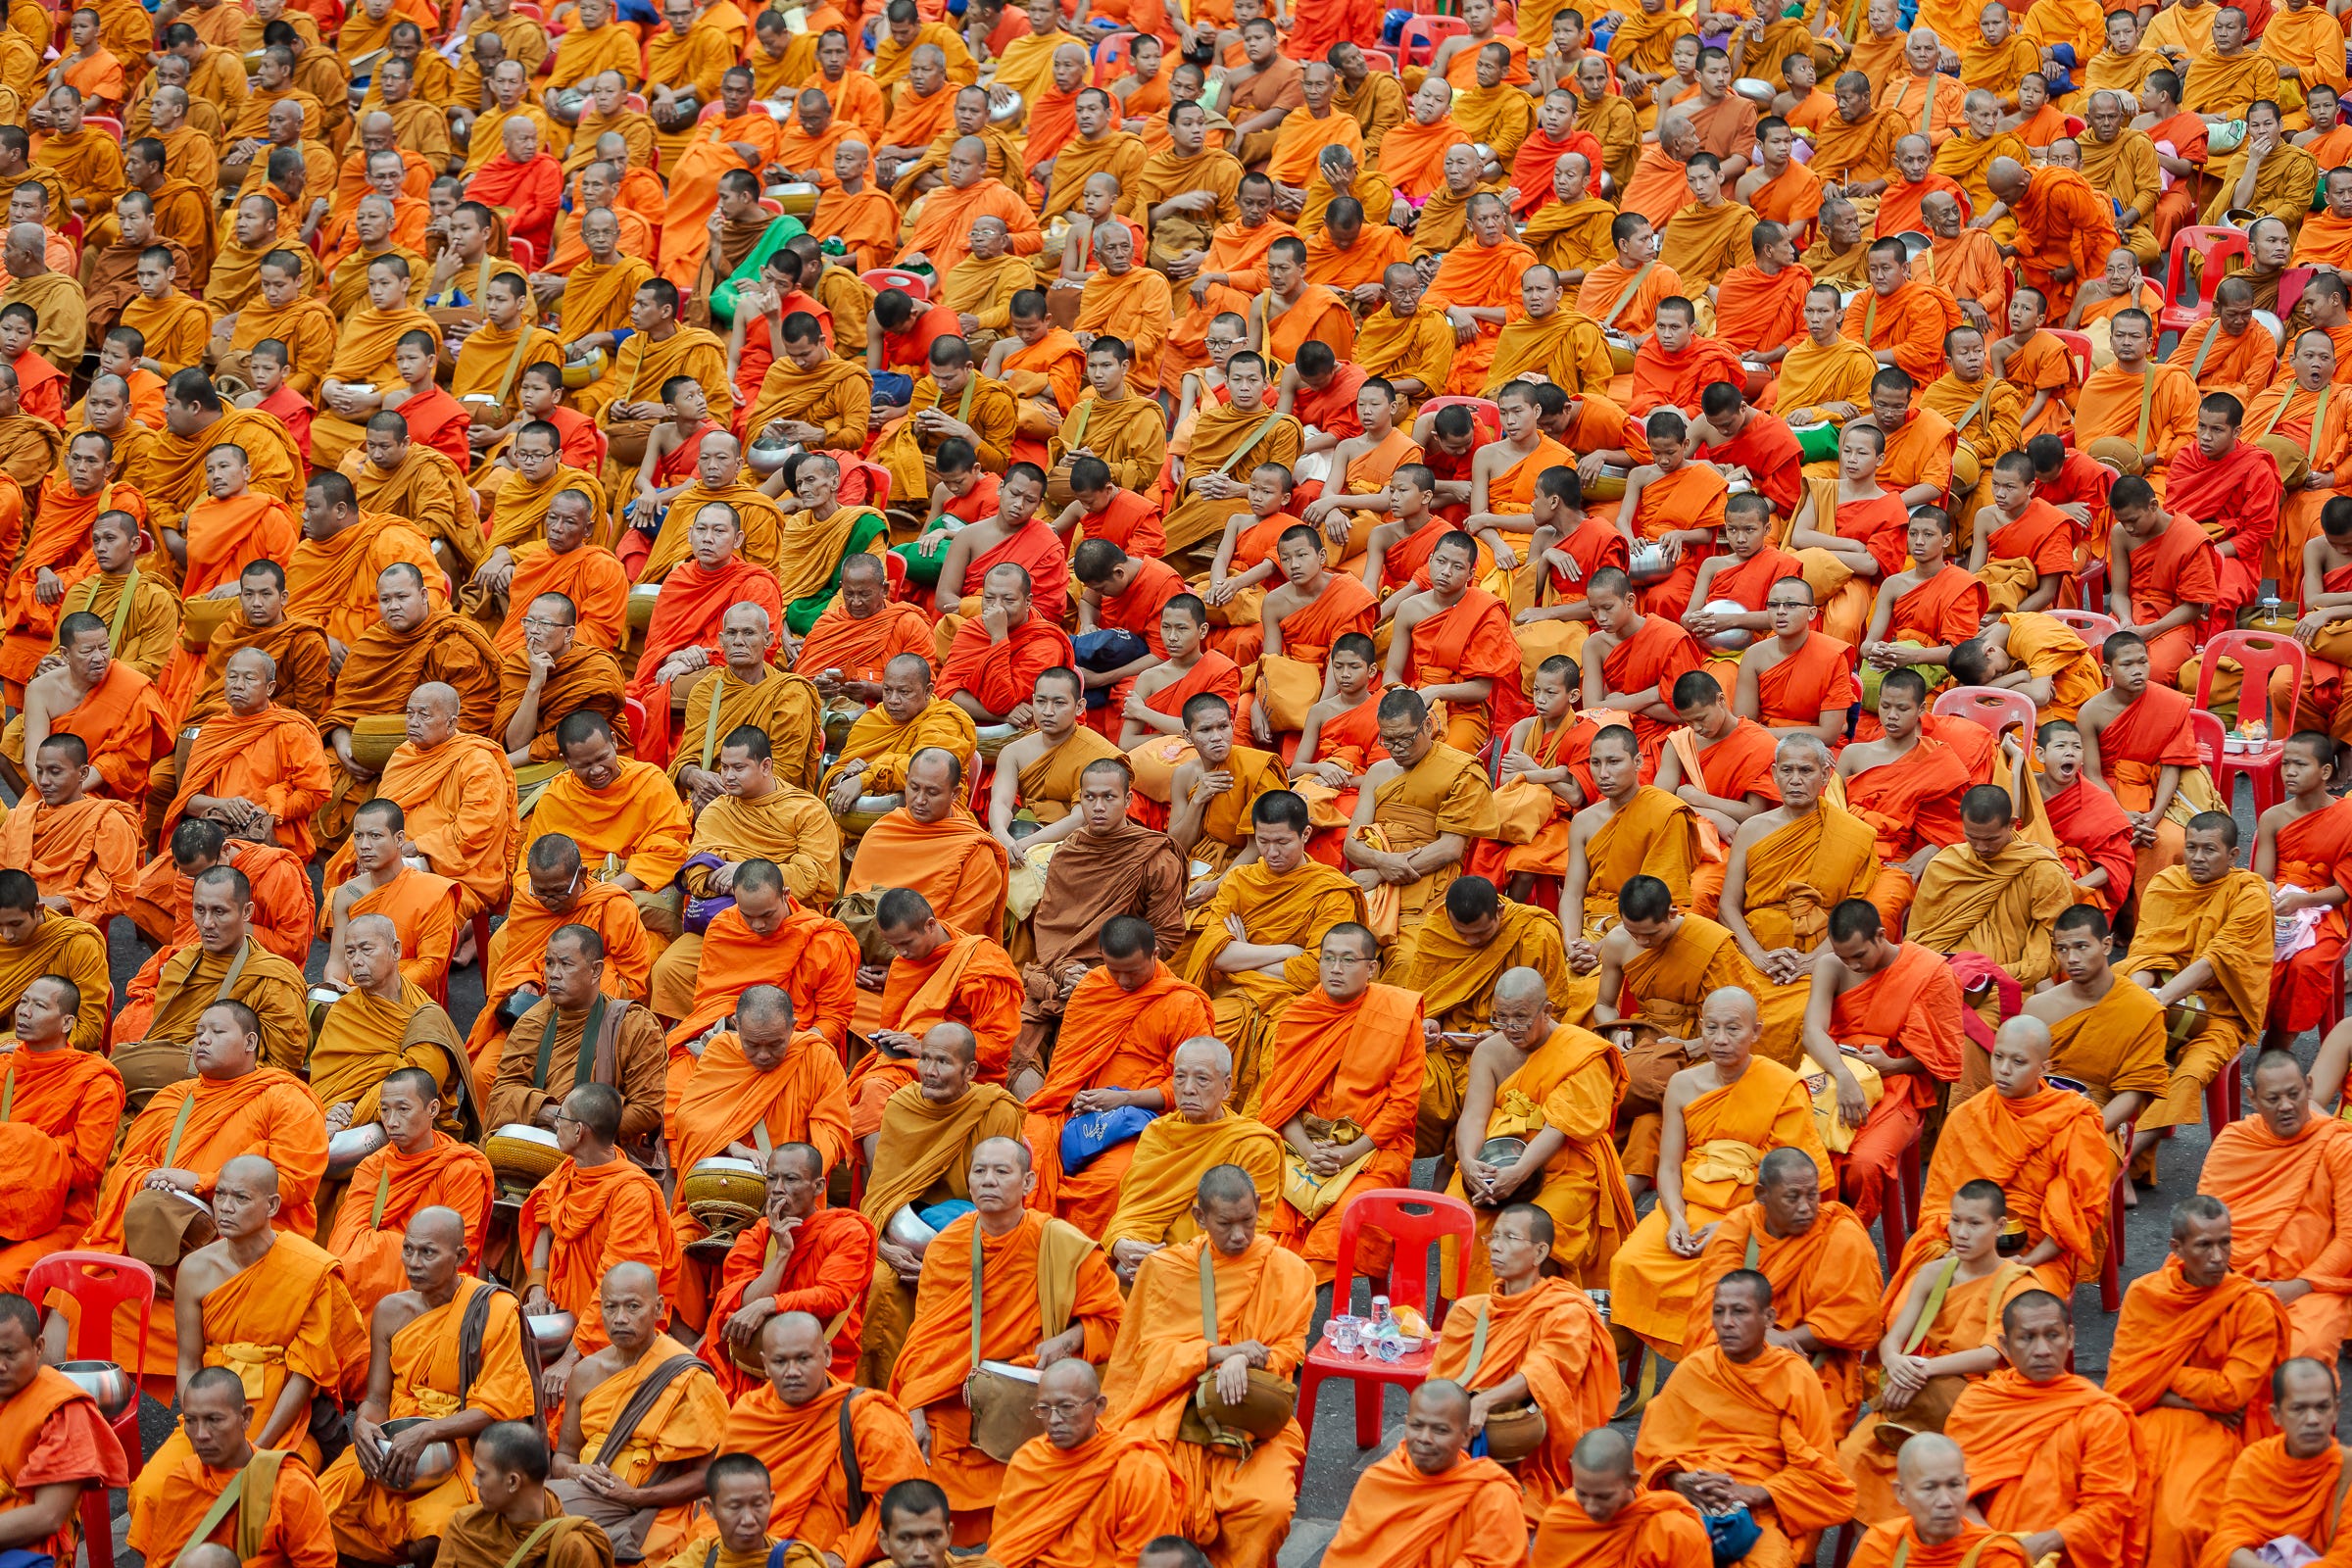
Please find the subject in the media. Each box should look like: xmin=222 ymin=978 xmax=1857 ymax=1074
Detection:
xmin=1684 ymin=1146 xmax=1883 ymax=1432
xmin=2116 ymin=810 xmax=2272 ymax=1179
xmin=321 ymin=684 xmax=518 ymax=929
xmin=2107 ymin=1195 xmax=2290 ymax=1568
xmin=546 ymin=1259 xmax=727 ymax=1561
xmin=4 ymin=612 xmax=172 ymax=803
xmin=317 ymin=1203 xmax=532 ymax=1564
xmin=1020 ymin=917 xmax=1209 ymax=1233
xmin=0 ymin=223 xmax=85 ymax=371
xmin=1255 ymin=921 xmax=1424 ymax=1277
xmin=882 ymin=1136 xmax=1121 ymax=1540
xmin=2197 ymin=1051 xmax=2352 ymax=1360
xmin=818 ymin=655 xmax=978 ymax=821
xmin=126 ymin=1153 xmax=365 ymax=1496
xmin=1607 ymin=988 xmax=1831 ymax=1359
xmin=489 ymin=928 xmax=669 ymax=1152
xmin=1101 ymin=1037 xmax=1284 ymax=1279
xmin=324 ymin=1068 xmax=494 ymax=1315
xmin=1426 ymin=1204 xmax=1617 ymax=1525
xmin=517 ymin=1089 xmax=681 ymax=1384
xmin=794 ymin=559 xmax=932 ymax=709
xmin=0 ymin=1288 xmax=128 ymax=1565
xmin=1176 ymin=790 xmax=1363 ymax=1106
xmin=855 ymin=1024 xmax=1025 ymax=1383
xmin=689 ymin=1314 xmax=920 ymax=1564
xmin=935 ymin=563 xmax=1073 ymax=726
xmin=1391 ymin=879 xmax=1575 ymax=1153
xmin=1887 ymin=1017 xmax=2111 ymax=1305
xmin=1445 ymin=965 xmax=1631 ymax=1289
xmin=2197 ymin=1358 xmax=2352 ymax=1566
xmin=698 ymin=1147 xmax=878 ymax=1393
xmin=494 ymin=592 xmax=626 ymax=778
xmin=1905 ymin=783 xmax=2074 ymax=997
xmin=1533 ymin=1428 xmax=1711 ymax=1566
xmin=1102 ymin=1163 xmax=1311 ymax=1568
xmin=1634 ymin=1269 xmax=1859 ymax=1566
xmin=1716 ymin=728 xmax=1877 ymax=964
xmin=0 ymin=735 xmax=136 ymax=923
xmin=1845 ymin=1434 xmax=2034 ymax=1568
xmin=988 ymin=1359 xmax=1183 ymax=1568
xmin=0 ymin=974 xmax=122 ymax=1289
xmin=627 ymin=522 xmax=788 ymax=771
xmin=124 ymin=1366 xmax=336 ymax=1568
xmin=113 ymin=865 xmax=309 ymax=1093
xmin=1943 ymin=1291 xmax=2142 ymax=1566
xmin=840 ymin=750 xmax=1008 ymax=939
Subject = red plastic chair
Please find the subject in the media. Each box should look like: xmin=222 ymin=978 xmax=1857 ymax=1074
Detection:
xmin=1362 ymin=47 xmax=1397 ymax=72
xmin=623 ymin=694 xmax=653 ymax=756
xmin=1878 ymin=1138 xmax=1923 ymax=1259
xmin=2161 ymin=225 xmax=2250 ymax=338
xmin=758 ymin=195 xmax=784 ymax=215
xmin=1296 ymin=1190 xmax=1475 ymax=1448
xmin=1090 ymin=28 xmax=1133 ymax=82
xmin=2190 ymin=627 xmax=2308 ymax=812
xmin=508 ymin=236 xmax=536 ymax=271
xmin=1931 ymin=685 xmax=2037 ymax=743
xmin=2047 ymin=608 xmax=2120 ymax=653
xmin=2045 ymin=328 xmax=2095 ymax=395
xmin=624 ymin=91 xmax=648 ymax=113
xmin=81 ymin=115 xmax=121 ymax=141
xmin=2191 ymin=707 xmax=2226 ymax=772
xmin=1396 ymin=13 xmax=1468 ymax=65
xmin=24 ymin=1250 xmax=154 ymax=1468
xmin=861 ymin=267 xmax=929 ymax=302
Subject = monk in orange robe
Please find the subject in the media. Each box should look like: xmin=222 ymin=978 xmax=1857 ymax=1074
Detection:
xmin=2195 ymin=1359 xmax=2352 ymax=1568
xmin=516 ymin=1084 xmax=682 ymax=1365
xmin=0 ymin=973 xmax=124 ymax=1291
xmin=323 ymin=1066 xmax=495 ymax=1316
xmin=1943 ymin=1290 xmax=2145 ymax=1568
xmin=1991 ymin=159 xmax=2122 ymax=318
xmin=1317 ymin=1381 xmax=1525 ymax=1568
xmin=1428 ymin=196 xmax=1539 ymax=396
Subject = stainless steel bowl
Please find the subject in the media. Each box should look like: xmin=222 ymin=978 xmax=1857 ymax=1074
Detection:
xmin=1698 ymin=599 xmax=1757 ymax=653
xmin=885 ymin=1204 xmax=939 ymax=1251
xmin=326 ymin=1121 xmax=388 ymax=1177
xmin=1894 ymin=229 xmax=1931 ymax=263
xmin=1628 ymin=542 xmax=1676 ymax=585
xmin=525 ymin=1310 xmax=576 ymax=1358
xmin=378 ymin=1417 xmax=460 ymax=1494
xmin=1477 ymin=1136 xmax=1527 ymax=1166
xmin=1733 ymin=76 xmax=1777 ymax=106
xmin=58 ymin=1360 xmax=134 ymax=1423
xmin=987 ymin=85 xmax=1024 ymax=124
xmin=746 ymin=436 xmax=797 ymax=474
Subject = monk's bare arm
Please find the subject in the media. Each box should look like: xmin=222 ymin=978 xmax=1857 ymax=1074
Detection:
xmin=2076 ymin=700 xmax=2112 ymax=790
xmin=932 ymin=530 xmax=979 ymax=614
xmin=1452 ymin=1039 xmax=1512 ymax=1174
xmin=2106 ymin=522 xmax=2135 ymax=626
xmin=1588 ymin=933 xmax=1630 ymax=1029
xmin=1715 ymin=818 xmax=1776 ymax=971
xmin=1654 ymin=1071 xmax=1697 ymax=1243
xmin=1799 ymin=946 xmax=1873 ymax=1126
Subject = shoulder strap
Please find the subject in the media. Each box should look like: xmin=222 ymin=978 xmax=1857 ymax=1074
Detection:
xmin=494 ymin=323 xmax=543 ymax=404
xmin=1 ymin=1063 xmax=16 ymax=1123
xmin=1198 ymin=1241 xmax=1219 ymax=1342
xmin=2257 ymin=380 xmax=2296 ymax=442
xmin=1743 ymin=1232 xmax=1760 ymax=1270
xmin=1212 ymin=412 xmax=1286 ymax=477
xmin=591 ymin=999 xmax=629 ymax=1090
xmin=1601 ymin=260 xmax=1655 ymax=329
xmin=2324 ymin=1446 xmax=2352 ymax=1548
xmin=2133 ymin=366 xmax=2158 ymax=451
xmin=1062 ymin=399 xmax=1092 ymax=455
xmin=237 ymin=1449 xmax=287 ymax=1563
xmin=1901 ymin=1253 xmax=1965 ymax=1356
xmin=1462 ymin=1299 xmax=1490 ymax=1386
xmin=172 ymin=1469 xmax=246 ymax=1566
xmin=594 ymin=1353 xmax=710 ymax=1462
xmin=839 ymin=1387 xmax=867 ymax=1526
xmin=956 ymin=374 xmax=978 ymax=423
xmin=500 ymin=1517 xmax=567 ymax=1568
xmin=108 ymin=565 xmax=141 ymax=652
xmin=456 ymin=1279 xmax=512 ymax=1405
xmin=214 ymin=937 xmax=251 ymax=1004
xmin=2313 ymin=386 xmax=2333 ymax=466
xmin=369 ymin=1159 xmax=393 ymax=1229
xmin=2189 ymin=318 xmax=2223 ymax=380
xmin=697 ymin=671 xmax=731 ymax=771
xmin=536 ymin=996 xmax=607 ymax=1091
xmin=162 ymin=1086 xmax=201 ymax=1170
xmin=969 ymin=1222 xmax=987 ymax=1373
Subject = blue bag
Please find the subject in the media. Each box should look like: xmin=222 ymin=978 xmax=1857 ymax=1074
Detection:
xmin=1071 ymin=628 xmax=1153 ymax=709
xmin=1705 ymin=1505 xmax=1761 ymax=1565
xmin=1059 ymin=1101 xmax=1157 ymax=1173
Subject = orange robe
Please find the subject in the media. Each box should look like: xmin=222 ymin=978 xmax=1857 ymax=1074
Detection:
xmin=1632 ymin=1344 xmax=1859 ymax=1562
xmin=1944 ymin=1371 xmax=2145 ymax=1568
xmin=324 ymin=1133 xmax=496 ymax=1316
xmin=514 ymin=1155 xmax=680 ymax=1355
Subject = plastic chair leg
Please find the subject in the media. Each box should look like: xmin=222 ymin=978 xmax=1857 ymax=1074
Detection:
xmin=1297 ymin=1367 xmax=1324 ymax=1446
xmin=1353 ymin=1372 xmax=1382 ymax=1447
xmin=79 ymin=1484 xmax=113 ymax=1568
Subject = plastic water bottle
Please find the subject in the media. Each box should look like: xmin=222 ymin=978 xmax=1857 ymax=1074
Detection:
xmin=1368 ymin=1297 xmax=1404 ymax=1363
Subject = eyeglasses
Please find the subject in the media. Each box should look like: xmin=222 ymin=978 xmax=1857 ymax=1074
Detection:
xmin=1031 ymin=1399 xmax=1094 ymax=1417
xmin=519 ymin=616 xmax=568 ymax=630
xmin=1319 ymin=952 xmax=1374 ymax=967
xmin=1764 ymin=599 xmax=1811 ymax=611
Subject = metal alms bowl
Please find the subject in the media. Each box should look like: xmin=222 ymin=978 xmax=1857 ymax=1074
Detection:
xmin=885 ymin=1204 xmax=939 ymax=1250
xmin=1698 ymin=599 xmax=1758 ymax=652
xmin=1733 ymin=76 xmax=1777 ymax=105
xmin=746 ymin=436 xmax=797 ymax=473
xmin=525 ymin=1310 xmax=577 ymax=1358
xmin=377 ymin=1417 xmax=460 ymax=1494
xmin=58 ymin=1361 xmax=134 ymax=1423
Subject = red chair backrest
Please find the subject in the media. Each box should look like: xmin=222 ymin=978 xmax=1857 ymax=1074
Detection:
xmin=24 ymin=1251 xmax=155 ymax=1368
xmin=2044 ymin=329 xmax=2095 ymax=389
xmin=1091 ymin=29 xmax=1132 ymax=83
xmin=2190 ymin=707 xmax=2226 ymax=770
xmin=2166 ymin=225 xmax=2249 ymax=315
xmin=1332 ymin=1189 xmax=1474 ymax=1327
xmin=1361 ymin=48 xmax=1397 ymax=72
xmin=623 ymin=694 xmax=652 ymax=756
xmin=1932 ymin=685 xmax=2037 ymax=741
xmin=2192 ymin=628 xmax=2309 ymax=733
xmin=2046 ymin=609 xmax=2119 ymax=652
xmin=1397 ymin=14 xmax=1467 ymax=62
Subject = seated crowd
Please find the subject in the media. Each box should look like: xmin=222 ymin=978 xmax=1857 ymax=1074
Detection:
xmin=0 ymin=0 xmax=2349 ymax=1561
